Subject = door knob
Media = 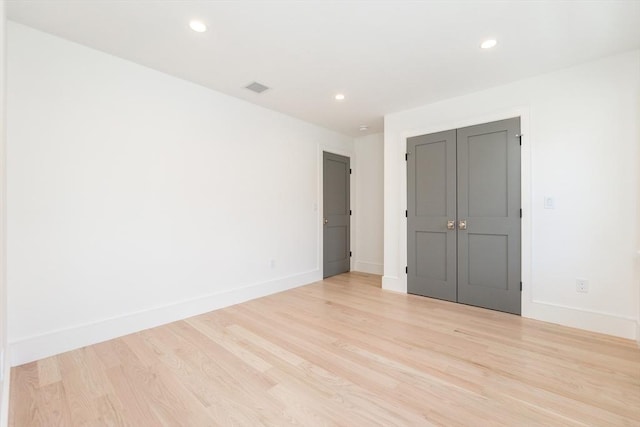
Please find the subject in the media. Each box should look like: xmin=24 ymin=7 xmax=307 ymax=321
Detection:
xmin=458 ymin=220 xmax=467 ymax=230
xmin=324 ymin=218 xmax=328 ymax=225
xmin=447 ymin=220 xmax=456 ymax=230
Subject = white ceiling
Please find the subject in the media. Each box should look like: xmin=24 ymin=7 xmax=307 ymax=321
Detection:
xmin=7 ymin=0 xmax=640 ymax=136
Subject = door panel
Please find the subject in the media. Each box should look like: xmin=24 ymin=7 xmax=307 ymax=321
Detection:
xmin=416 ymin=231 xmax=447 ymax=281
xmin=467 ymin=131 xmax=508 ymax=217
xmin=323 ymin=152 xmax=350 ymax=278
xmin=407 ymin=130 xmax=457 ymax=301
xmin=416 ymin=141 xmax=448 ymax=217
xmin=457 ymin=118 xmax=521 ymax=314
xmin=467 ymin=233 xmax=508 ymax=290
xmin=325 ymin=227 xmax=348 ymax=263
xmin=325 ymin=158 xmax=348 ymax=214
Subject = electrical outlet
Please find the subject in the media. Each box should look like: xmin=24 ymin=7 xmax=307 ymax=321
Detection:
xmin=576 ymin=279 xmax=589 ymax=293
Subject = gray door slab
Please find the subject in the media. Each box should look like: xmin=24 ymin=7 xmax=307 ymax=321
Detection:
xmin=407 ymin=130 xmax=457 ymax=301
xmin=323 ymin=152 xmax=350 ymax=278
xmin=457 ymin=117 xmax=521 ymax=314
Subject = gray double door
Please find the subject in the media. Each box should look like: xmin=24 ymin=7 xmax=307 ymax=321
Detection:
xmin=323 ymin=152 xmax=350 ymax=278
xmin=407 ymin=118 xmax=521 ymax=315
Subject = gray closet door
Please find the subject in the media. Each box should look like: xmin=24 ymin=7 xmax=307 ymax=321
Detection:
xmin=323 ymin=152 xmax=350 ymax=278
xmin=406 ymin=118 xmax=521 ymax=315
xmin=457 ymin=118 xmax=521 ymax=314
xmin=407 ymin=130 xmax=457 ymax=301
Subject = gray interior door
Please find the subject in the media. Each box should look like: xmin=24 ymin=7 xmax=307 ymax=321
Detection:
xmin=323 ymin=152 xmax=350 ymax=278
xmin=407 ymin=118 xmax=521 ymax=315
xmin=457 ymin=118 xmax=521 ymax=314
xmin=407 ymin=130 xmax=457 ymax=301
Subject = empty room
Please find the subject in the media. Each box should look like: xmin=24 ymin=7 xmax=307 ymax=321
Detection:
xmin=0 ymin=0 xmax=639 ymax=426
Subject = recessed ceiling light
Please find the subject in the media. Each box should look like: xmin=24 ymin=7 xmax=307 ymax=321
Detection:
xmin=480 ymin=39 xmax=497 ymax=49
xmin=189 ymin=20 xmax=207 ymax=33
xmin=359 ymin=125 xmax=368 ymax=131
xmin=335 ymin=93 xmax=345 ymax=101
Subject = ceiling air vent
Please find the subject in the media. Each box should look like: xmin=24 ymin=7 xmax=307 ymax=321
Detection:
xmin=245 ymin=81 xmax=270 ymax=94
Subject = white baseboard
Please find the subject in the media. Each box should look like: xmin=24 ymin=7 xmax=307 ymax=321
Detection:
xmin=382 ymin=275 xmax=406 ymax=293
xmin=353 ymin=260 xmax=383 ymax=275
xmin=526 ymin=299 xmax=638 ymax=340
xmin=0 ymin=349 xmax=10 ymax=427
xmin=381 ymin=273 xmax=637 ymax=340
xmin=9 ymin=270 xmax=322 ymax=366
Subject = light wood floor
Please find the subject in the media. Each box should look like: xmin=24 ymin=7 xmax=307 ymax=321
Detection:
xmin=9 ymin=272 xmax=640 ymax=426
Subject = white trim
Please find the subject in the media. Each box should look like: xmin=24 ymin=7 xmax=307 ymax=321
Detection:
xmin=637 ymin=249 xmax=640 ymax=345
xmin=0 ymin=4 xmax=7 ymax=426
xmin=382 ymin=275 xmax=404 ymax=293
xmin=528 ymin=300 xmax=637 ymax=339
xmin=353 ymin=261 xmax=383 ymax=275
xmin=9 ymin=269 xmax=321 ymax=366
xmin=0 ymin=349 xmax=9 ymax=427
xmin=531 ymin=299 xmax=638 ymax=322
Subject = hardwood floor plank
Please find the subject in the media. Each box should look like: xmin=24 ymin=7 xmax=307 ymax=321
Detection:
xmin=267 ymin=383 xmax=336 ymax=427
xmin=9 ymin=272 xmax=640 ymax=426
xmin=34 ymin=382 xmax=73 ymax=427
xmin=231 ymin=304 xmax=400 ymax=390
xmin=94 ymin=394 xmax=129 ymax=427
xmin=36 ymin=356 xmax=61 ymax=388
xmin=116 ymin=335 xmax=215 ymax=426
xmin=9 ymin=362 xmax=43 ymax=427
xmin=92 ymin=340 xmax=125 ymax=370
xmin=186 ymin=317 xmax=273 ymax=373
xmin=105 ymin=364 xmax=165 ymax=426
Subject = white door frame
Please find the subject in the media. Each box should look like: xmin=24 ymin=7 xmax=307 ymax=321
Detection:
xmin=394 ymin=107 xmax=532 ymax=317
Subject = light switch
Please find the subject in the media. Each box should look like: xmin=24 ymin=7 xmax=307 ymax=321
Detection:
xmin=544 ymin=196 xmax=555 ymax=209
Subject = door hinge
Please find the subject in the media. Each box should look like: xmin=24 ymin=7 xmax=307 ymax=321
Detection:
xmin=520 ymin=208 xmax=522 ymax=218
xmin=406 ymin=266 xmax=408 ymax=274
xmin=516 ymin=133 xmax=523 ymax=145
xmin=349 ymin=168 xmax=352 ymax=174
xmin=520 ymin=281 xmax=523 ymax=291
xmin=349 ymin=251 xmax=352 ymax=257
xmin=405 ymin=210 xmax=408 ymax=217
xmin=405 ymin=153 xmax=409 ymax=161
xmin=349 ymin=210 xmax=352 ymax=216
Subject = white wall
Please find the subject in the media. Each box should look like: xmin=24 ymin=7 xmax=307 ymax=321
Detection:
xmin=385 ymin=50 xmax=640 ymax=340
xmin=0 ymin=3 xmax=9 ymax=425
xmin=637 ymin=53 xmax=640 ymax=344
xmin=7 ymin=22 xmax=354 ymax=365
xmin=353 ymin=133 xmax=384 ymax=275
